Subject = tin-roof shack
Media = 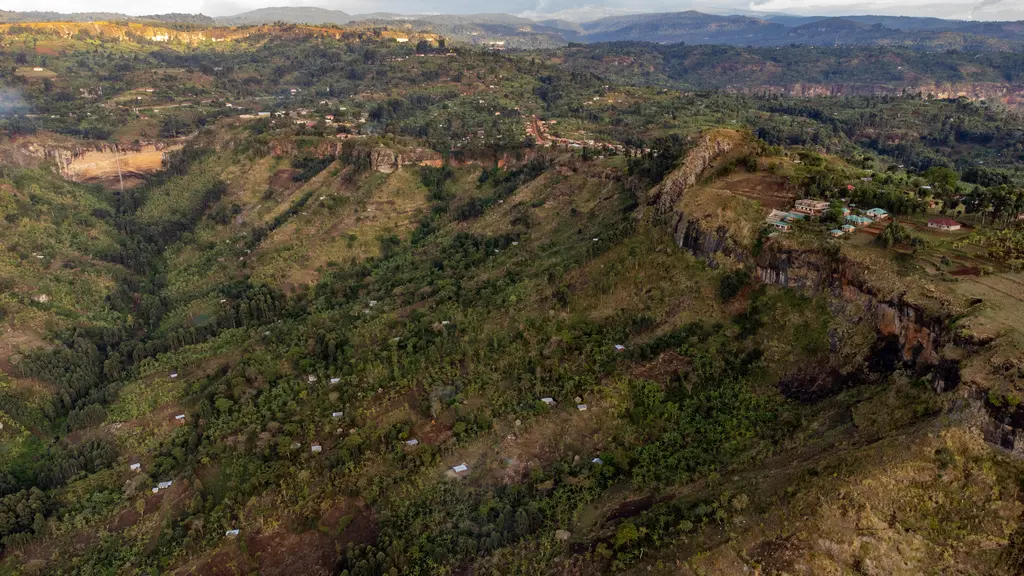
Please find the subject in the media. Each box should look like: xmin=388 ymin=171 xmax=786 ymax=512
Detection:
xmin=577 ymin=404 xmax=588 ymax=411
xmin=330 ymin=377 xmax=341 ymax=384
xmin=452 ymin=463 xmax=469 ymax=474
xmin=129 ymin=463 xmax=141 ymax=472
xmin=311 ymin=444 xmax=322 ymax=453
xmin=225 ymin=529 xmax=240 ymax=538
xmin=405 ymin=439 xmax=420 ymax=446
xmin=332 ymin=411 xmax=345 ymax=418
xmin=540 ymin=397 xmax=556 ymax=406
xmin=174 ymin=414 xmax=185 ymax=421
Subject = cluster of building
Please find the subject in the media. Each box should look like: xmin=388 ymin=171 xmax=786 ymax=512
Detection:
xmin=765 ymin=198 xmax=890 ymax=237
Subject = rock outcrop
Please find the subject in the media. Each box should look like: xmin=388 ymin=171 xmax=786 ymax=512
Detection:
xmin=9 ymin=139 xmax=182 ymax=187
xmin=649 ymin=129 xmax=743 ymax=215
xmin=370 ymin=148 xmax=401 ymax=173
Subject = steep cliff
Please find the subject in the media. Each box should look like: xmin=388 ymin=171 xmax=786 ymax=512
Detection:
xmin=728 ymin=82 xmax=1024 ymax=108
xmin=6 ymin=138 xmax=182 ymax=186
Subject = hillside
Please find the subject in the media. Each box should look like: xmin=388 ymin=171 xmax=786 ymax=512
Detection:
xmin=3 ymin=9 xmax=1024 ymax=51
xmin=0 ymin=19 xmax=1022 ymax=576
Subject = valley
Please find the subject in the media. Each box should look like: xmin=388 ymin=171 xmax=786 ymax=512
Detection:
xmin=0 ymin=13 xmax=1022 ymax=576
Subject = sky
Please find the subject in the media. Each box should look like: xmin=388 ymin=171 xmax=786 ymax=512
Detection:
xmin=2 ymin=0 xmax=1022 ymax=21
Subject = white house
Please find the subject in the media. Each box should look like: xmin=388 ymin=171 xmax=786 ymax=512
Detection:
xmin=130 ymin=463 xmax=141 ymax=472
xmin=452 ymin=463 xmax=469 ymax=474
xmin=311 ymin=444 xmax=322 ymax=453
xmin=928 ymin=218 xmax=962 ymax=231
xmin=540 ymin=397 xmax=556 ymax=406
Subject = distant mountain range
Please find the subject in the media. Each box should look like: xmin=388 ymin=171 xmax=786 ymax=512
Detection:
xmin=1 ymin=8 xmax=1023 ymax=51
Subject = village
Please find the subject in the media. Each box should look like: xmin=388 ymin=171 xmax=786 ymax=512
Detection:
xmin=766 ymin=196 xmax=972 ymax=238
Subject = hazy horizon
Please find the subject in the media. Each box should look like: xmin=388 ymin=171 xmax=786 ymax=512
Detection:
xmin=1 ymin=0 xmax=1022 ymax=22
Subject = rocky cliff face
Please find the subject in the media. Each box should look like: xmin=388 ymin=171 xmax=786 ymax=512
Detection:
xmin=649 ymin=129 xmax=742 ymax=215
xmin=753 ymin=245 xmax=949 ymax=370
xmin=9 ymin=139 xmax=181 ymax=186
xmin=652 ymin=131 xmax=957 ymax=383
xmin=728 ymin=82 xmax=1024 ymax=109
xmin=370 ymin=148 xmax=401 ymax=173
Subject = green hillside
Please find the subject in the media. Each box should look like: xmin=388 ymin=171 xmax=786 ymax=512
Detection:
xmin=0 ymin=21 xmax=1021 ymax=576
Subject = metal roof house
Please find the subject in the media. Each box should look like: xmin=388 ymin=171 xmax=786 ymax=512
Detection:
xmin=332 ymin=411 xmax=345 ymax=418
xmin=846 ymin=215 xmax=873 ymax=227
xmin=311 ymin=444 xmax=322 ymax=453
xmin=405 ymin=439 xmax=420 ymax=446
xmin=928 ymin=218 xmax=962 ymax=231
xmin=225 ymin=529 xmax=240 ymax=538
xmin=130 ymin=463 xmax=141 ymax=472
xmin=540 ymin=397 xmax=557 ymax=406
xmin=452 ymin=463 xmax=469 ymax=474
xmin=865 ymin=208 xmax=890 ymax=220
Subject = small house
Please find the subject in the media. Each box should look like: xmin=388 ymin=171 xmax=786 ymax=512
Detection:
xmin=766 ymin=209 xmax=790 ymax=223
xmin=927 ymin=218 xmax=962 ymax=231
xmin=540 ymin=397 xmax=557 ymax=406
xmin=332 ymin=411 xmax=345 ymax=418
xmin=157 ymin=481 xmax=173 ymax=491
xmin=614 ymin=344 xmax=625 ymax=352
xmin=311 ymin=444 xmax=322 ymax=453
xmin=308 ymin=375 xmax=318 ymax=383
xmin=577 ymin=404 xmax=588 ymax=411
xmin=783 ymin=212 xmax=806 ymax=222
xmin=441 ymin=320 xmax=451 ymax=326
xmin=842 ymin=207 xmax=852 ymax=216
xmin=865 ymin=208 xmax=890 ymax=220
xmin=330 ymin=377 xmax=341 ymax=384
xmin=830 ymin=229 xmax=844 ymax=237
xmin=130 ymin=463 xmax=141 ymax=472
xmin=793 ymin=199 xmax=830 ymax=216
xmin=405 ymin=439 xmax=420 ymax=446
xmin=769 ymin=220 xmax=792 ymax=232
xmin=845 ymin=215 xmax=872 ymax=227
xmin=591 ymin=457 xmax=603 ymax=464
xmin=225 ymin=529 xmax=240 ymax=538
xmin=452 ymin=463 xmax=469 ymax=475
xmin=170 ymin=373 xmax=178 ymax=379
xmin=174 ymin=414 xmax=185 ymax=422
xmin=841 ymin=224 xmax=856 ymax=234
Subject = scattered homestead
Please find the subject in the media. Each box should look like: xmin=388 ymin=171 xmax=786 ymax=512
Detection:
xmin=129 ymin=463 xmax=141 ymax=472
xmin=928 ymin=218 xmax=962 ymax=231
xmin=540 ymin=397 xmax=557 ymax=406
xmin=592 ymin=458 xmax=603 ymax=464
xmin=308 ymin=374 xmax=318 ymax=383
xmin=225 ymin=529 xmax=240 ymax=538
xmin=170 ymin=372 xmax=178 ymax=379
xmin=577 ymin=404 xmax=588 ymax=411
xmin=152 ymin=480 xmax=173 ymax=493
xmin=614 ymin=344 xmax=626 ymax=352
xmin=452 ymin=463 xmax=469 ymax=475
xmin=331 ymin=411 xmax=345 ymax=418
xmin=865 ymin=207 xmax=890 ymax=220
xmin=330 ymin=377 xmax=341 ymax=384
xmin=792 ymin=198 xmax=830 ymax=216
xmin=311 ymin=444 xmax=322 ymax=453
xmin=174 ymin=414 xmax=185 ymax=422
xmin=405 ymin=439 xmax=420 ymax=446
